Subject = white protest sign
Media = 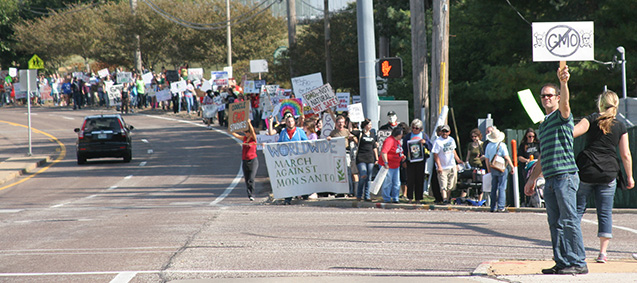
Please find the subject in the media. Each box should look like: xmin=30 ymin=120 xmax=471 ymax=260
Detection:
xmin=250 ymin=59 xmax=268 ymax=73
xmin=320 ymin=112 xmax=335 ymax=139
xmin=223 ymin=66 xmax=233 ymax=80
xmin=291 ymin=72 xmax=323 ymax=100
xmin=210 ymin=71 xmax=228 ymax=80
xmin=105 ymin=81 xmax=124 ymax=106
xmin=14 ymin=83 xmax=26 ymax=99
xmin=201 ymin=80 xmax=212 ymax=92
xmin=263 ymin=137 xmax=349 ymax=199
xmin=517 ymin=89 xmax=545 ymax=124
xmin=347 ymin=103 xmax=365 ymax=122
xmin=336 ymin=92 xmax=350 ymax=112
xmin=202 ymin=104 xmax=218 ymax=119
xmin=532 ymin=21 xmax=594 ymax=62
xmin=170 ymin=80 xmax=187 ymax=93
xmin=244 ymin=80 xmax=256 ymax=93
xmin=98 ymin=68 xmax=109 ymax=78
xmin=256 ymin=134 xmax=278 ymax=150
xmin=142 ymin=72 xmax=154 ymax=85
xmin=73 ymin=72 xmax=83 ymax=79
xmin=188 ymin=68 xmax=204 ymax=80
xmin=9 ymin=68 xmax=17 ymax=77
xmin=155 ymin=89 xmax=171 ymax=102
xmin=303 ymin=83 xmax=338 ymax=113
xmin=117 ymin=72 xmax=133 ymax=84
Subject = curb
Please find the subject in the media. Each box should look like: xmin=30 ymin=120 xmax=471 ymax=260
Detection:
xmin=0 ymin=156 xmax=51 ymax=187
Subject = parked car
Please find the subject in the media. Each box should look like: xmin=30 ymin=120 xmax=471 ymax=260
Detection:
xmin=74 ymin=114 xmax=134 ymax=164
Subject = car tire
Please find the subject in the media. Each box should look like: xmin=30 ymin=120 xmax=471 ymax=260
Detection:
xmin=123 ymin=151 xmax=132 ymax=163
xmin=77 ymin=155 xmax=87 ymax=165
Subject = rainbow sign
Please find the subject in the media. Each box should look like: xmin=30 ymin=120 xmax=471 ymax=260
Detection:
xmin=278 ymin=98 xmax=303 ymax=118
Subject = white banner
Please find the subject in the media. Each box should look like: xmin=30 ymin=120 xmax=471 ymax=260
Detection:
xmin=256 ymin=134 xmax=278 ymax=150
xmin=105 ymin=82 xmax=124 ymax=106
xmin=264 ymin=137 xmax=349 ymax=199
xmin=291 ymin=72 xmax=323 ymax=100
xmin=170 ymin=80 xmax=187 ymax=93
xmin=532 ymin=21 xmax=594 ymax=62
xmin=117 ymin=72 xmax=133 ymax=84
xmin=142 ymin=72 xmax=154 ymax=85
xmin=250 ymin=59 xmax=268 ymax=73
xmin=188 ymin=68 xmax=204 ymax=80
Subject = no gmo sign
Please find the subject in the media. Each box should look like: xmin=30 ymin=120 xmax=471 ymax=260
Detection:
xmin=532 ymin=21 xmax=594 ymax=62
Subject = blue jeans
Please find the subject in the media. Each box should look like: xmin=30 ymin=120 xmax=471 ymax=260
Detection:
xmin=577 ymin=179 xmax=616 ymax=238
xmin=544 ymin=172 xmax=586 ymax=268
xmin=357 ymin=162 xmax=374 ymax=200
xmin=382 ymin=167 xmax=400 ymax=202
xmin=185 ymin=95 xmax=194 ymax=113
xmin=490 ymin=169 xmax=508 ymax=211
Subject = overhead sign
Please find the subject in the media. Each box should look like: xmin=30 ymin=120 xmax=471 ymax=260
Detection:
xmin=532 ymin=21 xmax=594 ymax=62
xmin=28 ymin=54 xmax=44 ymax=69
xmin=250 ymin=59 xmax=269 ymax=73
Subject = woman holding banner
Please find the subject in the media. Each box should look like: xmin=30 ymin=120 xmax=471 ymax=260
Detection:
xmin=228 ymin=119 xmax=259 ymax=201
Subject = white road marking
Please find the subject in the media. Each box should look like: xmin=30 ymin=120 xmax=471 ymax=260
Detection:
xmin=139 ymin=161 xmax=146 ymax=167
xmin=147 ymin=149 xmax=153 ymax=154
xmin=107 ymin=186 xmax=118 ymax=191
xmin=581 ymin=218 xmax=637 ymax=234
xmin=141 ymin=139 xmax=148 ymax=143
xmin=142 ymin=114 xmax=243 ymax=206
xmin=124 ymin=175 xmax=133 ymax=179
xmin=62 ymin=116 xmax=74 ymax=120
xmin=0 ymin=209 xmax=24 ymax=213
xmin=109 ymin=272 xmax=137 ymax=283
xmin=50 ymin=202 xmax=70 ymax=208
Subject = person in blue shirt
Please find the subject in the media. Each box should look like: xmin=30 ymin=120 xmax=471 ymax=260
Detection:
xmin=277 ymin=112 xmax=308 ymax=204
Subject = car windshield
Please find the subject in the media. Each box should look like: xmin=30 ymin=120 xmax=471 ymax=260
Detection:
xmin=85 ymin=118 xmax=120 ymax=132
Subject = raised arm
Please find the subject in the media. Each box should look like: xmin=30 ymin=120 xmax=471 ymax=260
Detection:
xmin=558 ymin=63 xmax=571 ymax=119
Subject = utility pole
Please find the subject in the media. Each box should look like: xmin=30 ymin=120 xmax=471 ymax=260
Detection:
xmin=226 ymin=0 xmax=232 ymax=67
xmin=130 ymin=0 xmax=142 ymax=74
xmin=410 ymin=0 xmax=428 ymax=129
xmin=357 ymin=0 xmax=379 ymax=129
xmin=431 ymin=0 xmax=449 ymax=131
xmin=324 ymin=0 xmax=332 ymax=84
xmin=287 ymin=0 xmax=297 ymax=77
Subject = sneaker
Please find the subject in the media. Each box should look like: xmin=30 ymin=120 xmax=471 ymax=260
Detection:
xmin=633 ymin=253 xmax=637 ymax=260
xmin=249 ymin=197 xmax=254 ymax=201
xmin=498 ymin=208 xmax=508 ymax=213
xmin=557 ymin=265 xmax=588 ymax=275
xmin=541 ymin=265 xmax=563 ymax=274
xmin=596 ymin=253 xmax=607 ymax=263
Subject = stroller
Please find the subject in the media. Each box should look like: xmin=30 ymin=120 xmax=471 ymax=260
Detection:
xmin=455 ymin=164 xmax=487 ymax=206
xmin=524 ymin=160 xmax=545 ymax=208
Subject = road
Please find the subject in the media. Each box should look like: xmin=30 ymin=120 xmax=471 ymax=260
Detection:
xmin=0 ymin=106 xmax=636 ymax=283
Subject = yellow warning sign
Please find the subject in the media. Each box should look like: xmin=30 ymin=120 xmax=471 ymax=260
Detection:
xmin=28 ymin=54 xmax=44 ymax=69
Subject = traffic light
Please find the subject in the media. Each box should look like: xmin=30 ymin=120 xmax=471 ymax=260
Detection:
xmin=377 ymin=57 xmax=403 ymax=78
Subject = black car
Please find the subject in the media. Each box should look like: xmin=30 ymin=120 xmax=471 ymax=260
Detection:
xmin=74 ymin=114 xmax=134 ymax=164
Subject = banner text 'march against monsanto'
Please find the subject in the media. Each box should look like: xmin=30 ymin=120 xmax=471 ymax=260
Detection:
xmin=263 ymin=137 xmax=349 ymax=199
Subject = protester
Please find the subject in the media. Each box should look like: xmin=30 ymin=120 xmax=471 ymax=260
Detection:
xmin=379 ymin=127 xmax=405 ymax=203
xmin=303 ymin=120 xmax=318 ymax=140
xmin=120 ymin=82 xmax=130 ymax=114
xmin=573 ymin=90 xmax=634 ymax=263
xmin=353 ymin=118 xmax=378 ymax=201
xmin=484 ymin=127 xmax=514 ymax=212
xmin=328 ymin=115 xmax=356 ymax=197
xmin=402 ymin=119 xmax=431 ymax=203
xmin=202 ymin=90 xmax=216 ymax=129
xmin=465 ymin=128 xmax=484 ymax=169
xmin=518 ymin=128 xmax=541 ymax=166
xmin=276 ymin=113 xmax=308 ymax=204
xmin=524 ymin=65 xmax=588 ymax=275
xmin=432 ymin=125 xmax=464 ymax=204
xmin=228 ymin=120 xmax=258 ymax=201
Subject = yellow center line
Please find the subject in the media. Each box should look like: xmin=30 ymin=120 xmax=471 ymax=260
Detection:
xmin=0 ymin=120 xmax=66 ymax=191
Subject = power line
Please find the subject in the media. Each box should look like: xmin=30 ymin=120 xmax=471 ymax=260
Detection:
xmin=141 ymin=0 xmax=279 ymax=29
xmin=504 ymin=0 xmax=531 ymax=26
xmin=19 ymin=0 xmax=103 ymax=16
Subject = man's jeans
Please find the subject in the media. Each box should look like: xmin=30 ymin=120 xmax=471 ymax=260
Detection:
xmin=490 ymin=169 xmax=508 ymax=211
xmin=544 ymin=172 xmax=587 ymax=268
xmin=577 ymin=179 xmax=616 ymax=238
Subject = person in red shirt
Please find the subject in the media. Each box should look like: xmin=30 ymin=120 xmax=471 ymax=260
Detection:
xmin=379 ymin=127 xmax=405 ymax=203
xmin=229 ymin=119 xmax=258 ymax=201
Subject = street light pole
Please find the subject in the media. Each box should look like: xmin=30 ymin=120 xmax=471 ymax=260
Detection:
xmin=226 ymin=0 xmax=232 ymax=67
xmin=617 ymin=46 xmax=628 ymax=121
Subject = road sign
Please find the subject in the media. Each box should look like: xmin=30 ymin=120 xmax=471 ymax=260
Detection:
xmin=28 ymin=55 xmax=44 ymax=69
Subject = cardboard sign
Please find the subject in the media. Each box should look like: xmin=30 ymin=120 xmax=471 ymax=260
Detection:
xmin=155 ymin=89 xmax=171 ymax=102
xmin=263 ymin=137 xmax=349 ymax=199
xmin=9 ymin=68 xmax=17 ymax=77
xmin=303 ymin=83 xmax=338 ymax=113
xmin=532 ymin=21 xmax=594 ymax=62
xmin=105 ymin=82 xmax=124 ymax=106
xmin=142 ymin=72 xmax=154 ymax=85
xmin=228 ymin=100 xmax=250 ymax=133
xmin=347 ymin=103 xmax=365 ymax=122
xmin=291 ymin=72 xmax=323 ymax=100
xmin=250 ymin=59 xmax=268 ymax=73
xmin=336 ymin=92 xmax=350 ymax=112
xmin=98 ymin=68 xmax=110 ymax=78
xmin=117 ymin=72 xmax=133 ymax=84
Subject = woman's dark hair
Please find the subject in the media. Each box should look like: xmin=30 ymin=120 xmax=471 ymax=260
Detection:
xmin=391 ymin=126 xmax=403 ymax=137
xmin=361 ymin=118 xmax=371 ymax=129
xmin=521 ymin=128 xmax=537 ymax=145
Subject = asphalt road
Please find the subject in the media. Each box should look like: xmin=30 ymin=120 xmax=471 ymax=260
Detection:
xmin=1 ymin=106 xmax=636 ymax=283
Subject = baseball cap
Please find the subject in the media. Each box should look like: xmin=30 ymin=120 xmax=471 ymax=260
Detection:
xmin=387 ymin=110 xmax=396 ymax=116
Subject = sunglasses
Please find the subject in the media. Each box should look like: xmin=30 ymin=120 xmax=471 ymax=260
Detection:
xmin=441 ymin=130 xmax=450 ymax=133
xmin=527 ymin=135 xmax=535 ymax=138
xmin=540 ymin=93 xmax=557 ymax=98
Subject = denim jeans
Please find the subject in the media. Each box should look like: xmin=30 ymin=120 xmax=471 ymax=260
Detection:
xmin=357 ymin=162 xmax=374 ymax=200
xmin=544 ymin=172 xmax=586 ymax=268
xmin=382 ymin=167 xmax=400 ymax=202
xmin=490 ymin=169 xmax=508 ymax=211
xmin=577 ymin=179 xmax=616 ymax=238
xmin=185 ymin=95 xmax=194 ymax=113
